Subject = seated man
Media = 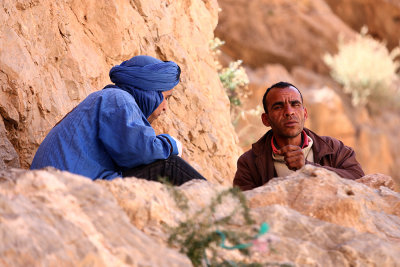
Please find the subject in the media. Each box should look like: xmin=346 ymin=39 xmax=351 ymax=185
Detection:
xmin=233 ymin=81 xmax=364 ymax=191
xmin=31 ymin=55 xmax=206 ymax=185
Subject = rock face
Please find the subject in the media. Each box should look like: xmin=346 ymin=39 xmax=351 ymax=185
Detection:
xmin=215 ymin=0 xmax=355 ymax=73
xmin=0 ymin=168 xmax=191 ymax=267
xmin=0 ymin=117 xmax=19 ymax=169
xmin=1 ymin=167 xmax=399 ymax=266
xmin=245 ymin=165 xmax=400 ymax=240
xmin=0 ymin=0 xmax=241 ymax=184
xmin=325 ymin=0 xmax=400 ymax=50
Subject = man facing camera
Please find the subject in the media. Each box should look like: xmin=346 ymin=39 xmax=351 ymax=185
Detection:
xmin=234 ymin=81 xmax=364 ymax=191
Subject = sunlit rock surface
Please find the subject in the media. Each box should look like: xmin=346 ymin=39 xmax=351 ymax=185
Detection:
xmin=0 ymin=0 xmax=241 ymax=184
xmin=1 ymin=167 xmax=399 ymax=266
xmin=0 ymin=168 xmax=191 ymax=267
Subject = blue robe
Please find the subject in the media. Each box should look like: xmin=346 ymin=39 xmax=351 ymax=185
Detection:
xmin=31 ymin=55 xmax=180 ymax=180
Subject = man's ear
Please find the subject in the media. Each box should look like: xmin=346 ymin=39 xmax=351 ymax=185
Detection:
xmin=261 ymin=113 xmax=270 ymax=127
xmin=304 ymin=107 xmax=308 ymax=120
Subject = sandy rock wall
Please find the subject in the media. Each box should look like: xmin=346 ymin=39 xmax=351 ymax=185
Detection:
xmin=325 ymin=0 xmax=400 ymax=50
xmin=0 ymin=0 xmax=241 ymax=184
xmin=0 ymin=168 xmax=191 ymax=267
xmin=1 ymin=167 xmax=398 ymax=266
xmin=215 ymin=0 xmax=355 ymax=73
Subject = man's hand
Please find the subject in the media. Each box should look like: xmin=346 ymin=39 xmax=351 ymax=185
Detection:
xmin=276 ymin=145 xmax=305 ymax=171
xmin=175 ymin=138 xmax=183 ymax=157
xmin=168 ymin=136 xmax=183 ymax=157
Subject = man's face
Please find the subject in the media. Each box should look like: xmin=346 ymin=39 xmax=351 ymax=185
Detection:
xmin=148 ymin=90 xmax=173 ymax=123
xmin=261 ymin=86 xmax=308 ymax=139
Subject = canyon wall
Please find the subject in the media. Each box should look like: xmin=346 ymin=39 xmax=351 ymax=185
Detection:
xmin=325 ymin=0 xmax=400 ymax=49
xmin=0 ymin=0 xmax=241 ymax=184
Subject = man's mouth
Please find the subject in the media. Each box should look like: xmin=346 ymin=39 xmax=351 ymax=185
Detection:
xmin=284 ymin=121 xmax=298 ymax=127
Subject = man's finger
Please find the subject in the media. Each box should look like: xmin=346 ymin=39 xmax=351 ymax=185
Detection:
xmin=284 ymin=152 xmax=305 ymax=170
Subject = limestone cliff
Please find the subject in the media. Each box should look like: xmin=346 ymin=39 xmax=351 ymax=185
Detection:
xmin=0 ymin=0 xmax=241 ymax=184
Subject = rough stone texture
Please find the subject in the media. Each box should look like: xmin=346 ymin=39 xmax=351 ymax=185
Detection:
xmin=0 ymin=168 xmax=191 ymax=267
xmin=215 ymin=0 xmax=355 ymax=73
xmin=325 ymin=0 xmax=400 ymax=50
xmin=99 ymin=166 xmax=400 ymax=266
xmin=1 ymin=165 xmax=399 ymax=266
xmin=0 ymin=116 xmax=19 ymax=169
xmin=357 ymin=173 xmax=399 ymax=192
xmin=252 ymin=205 xmax=400 ymax=267
xmin=0 ymin=0 xmax=241 ymax=184
xmin=245 ymin=165 xmax=400 ymax=240
xmin=97 ymin=177 xmax=232 ymax=243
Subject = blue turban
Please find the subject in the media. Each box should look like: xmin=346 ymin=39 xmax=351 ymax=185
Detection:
xmin=108 ymin=55 xmax=181 ymax=118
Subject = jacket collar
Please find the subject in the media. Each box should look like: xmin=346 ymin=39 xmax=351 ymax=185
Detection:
xmin=252 ymin=128 xmax=334 ymax=184
xmin=303 ymin=128 xmax=335 ymax=162
xmin=253 ymin=128 xmax=334 ymax=156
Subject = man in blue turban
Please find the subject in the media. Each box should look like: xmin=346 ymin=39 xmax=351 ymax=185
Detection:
xmin=31 ymin=55 xmax=206 ymax=185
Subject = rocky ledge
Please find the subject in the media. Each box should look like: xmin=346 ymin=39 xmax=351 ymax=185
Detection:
xmin=1 ymin=165 xmax=399 ymax=266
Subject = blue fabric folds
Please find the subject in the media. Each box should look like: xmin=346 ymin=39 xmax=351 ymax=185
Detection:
xmin=109 ymin=55 xmax=181 ymax=118
xmin=109 ymin=55 xmax=180 ymax=91
xmin=30 ymin=55 xmax=181 ymax=180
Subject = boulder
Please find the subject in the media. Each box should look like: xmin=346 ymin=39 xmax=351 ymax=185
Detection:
xmin=245 ymin=165 xmax=400 ymax=239
xmin=1 ymin=166 xmax=399 ymax=266
xmin=100 ymin=165 xmax=400 ymax=265
xmin=0 ymin=168 xmax=191 ymax=267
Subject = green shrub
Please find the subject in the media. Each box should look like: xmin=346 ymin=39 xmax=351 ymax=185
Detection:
xmin=218 ymin=60 xmax=250 ymax=106
xmin=166 ymin=186 xmax=255 ymax=266
xmin=164 ymin=184 xmax=289 ymax=267
xmin=210 ymin=38 xmax=251 ymax=121
xmin=323 ymin=27 xmax=400 ymax=108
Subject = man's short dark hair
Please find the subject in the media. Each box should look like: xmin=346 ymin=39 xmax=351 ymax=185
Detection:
xmin=262 ymin=81 xmax=303 ymax=113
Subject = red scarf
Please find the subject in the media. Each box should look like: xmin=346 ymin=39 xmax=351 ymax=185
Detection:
xmin=271 ymin=130 xmax=309 ymax=154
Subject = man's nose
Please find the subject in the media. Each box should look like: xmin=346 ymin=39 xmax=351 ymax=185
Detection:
xmin=284 ymin=105 xmax=294 ymax=116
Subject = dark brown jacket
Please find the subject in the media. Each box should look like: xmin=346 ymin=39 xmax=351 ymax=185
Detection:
xmin=233 ymin=128 xmax=364 ymax=191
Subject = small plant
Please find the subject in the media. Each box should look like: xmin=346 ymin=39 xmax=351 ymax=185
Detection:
xmin=323 ymin=26 xmax=400 ymax=108
xmin=219 ymin=60 xmax=250 ymax=107
xmin=165 ymin=184 xmax=284 ymax=266
xmin=167 ymin=187 xmax=254 ymax=266
xmin=210 ymin=37 xmax=251 ymax=121
xmin=209 ymin=37 xmax=225 ymax=53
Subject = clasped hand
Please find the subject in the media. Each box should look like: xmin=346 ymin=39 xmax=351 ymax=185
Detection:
xmin=275 ymin=145 xmax=305 ymax=171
